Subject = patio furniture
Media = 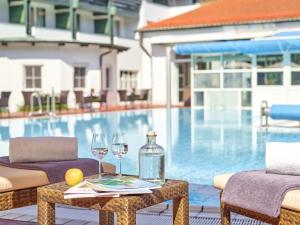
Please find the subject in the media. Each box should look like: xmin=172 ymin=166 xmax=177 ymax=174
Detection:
xmin=37 ymin=176 xmax=189 ymax=225
xmin=0 ymin=91 xmax=11 ymax=117
xmin=22 ymin=91 xmax=34 ymax=114
xmin=137 ymin=89 xmax=150 ymax=106
xmin=214 ymin=174 xmax=300 ymax=225
xmin=118 ymin=90 xmax=129 ymax=108
xmin=99 ymin=90 xmax=107 ymax=109
xmin=0 ymin=163 xmax=115 ymax=212
xmin=74 ymin=90 xmax=84 ymax=111
xmin=58 ymin=90 xmax=69 ymax=112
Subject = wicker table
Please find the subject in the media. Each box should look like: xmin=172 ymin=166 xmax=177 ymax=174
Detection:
xmin=37 ymin=175 xmax=189 ymax=225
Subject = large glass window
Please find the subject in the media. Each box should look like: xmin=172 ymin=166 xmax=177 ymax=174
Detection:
xmin=223 ymin=54 xmax=252 ymax=69
xmin=291 ymin=53 xmax=300 ymax=68
xmin=257 ymin=55 xmax=283 ymax=68
xmin=36 ymin=8 xmax=46 ymax=27
xmin=9 ymin=5 xmax=24 ymax=24
xmin=194 ymin=56 xmax=220 ymax=70
xmin=291 ymin=72 xmax=300 ymax=85
xmin=74 ymin=67 xmax=86 ymax=89
xmin=120 ymin=70 xmax=138 ymax=91
xmin=224 ymin=72 xmax=251 ymax=88
xmin=257 ymin=72 xmax=283 ymax=85
xmin=56 ymin=12 xmax=70 ymax=29
xmin=194 ymin=92 xmax=204 ymax=106
xmin=94 ymin=19 xmax=109 ymax=34
xmin=194 ymin=73 xmax=220 ymax=88
xmin=241 ymin=91 xmax=251 ymax=107
xmin=25 ymin=66 xmax=42 ymax=89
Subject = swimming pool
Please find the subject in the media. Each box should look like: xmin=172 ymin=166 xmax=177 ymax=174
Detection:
xmin=1 ymin=108 xmax=300 ymax=205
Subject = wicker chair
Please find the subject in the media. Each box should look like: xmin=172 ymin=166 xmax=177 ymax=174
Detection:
xmin=118 ymin=90 xmax=128 ymax=108
xmin=99 ymin=90 xmax=107 ymax=109
xmin=58 ymin=90 xmax=69 ymax=112
xmin=22 ymin=91 xmax=34 ymax=115
xmin=74 ymin=90 xmax=84 ymax=111
xmin=0 ymin=91 xmax=11 ymax=117
xmin=214 ymin=174 xmax=300 ymax=225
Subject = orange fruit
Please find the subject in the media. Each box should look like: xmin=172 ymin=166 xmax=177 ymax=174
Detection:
xmin=65 ymin=168 xmax=84 ymax=186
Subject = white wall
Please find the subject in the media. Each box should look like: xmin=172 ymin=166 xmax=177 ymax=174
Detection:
xmin=0 ymin=43 xmax=117 ymax=112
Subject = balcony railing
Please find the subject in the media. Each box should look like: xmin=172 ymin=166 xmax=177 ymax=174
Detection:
xmin=80 ymin=0 xmax=141 ymax=13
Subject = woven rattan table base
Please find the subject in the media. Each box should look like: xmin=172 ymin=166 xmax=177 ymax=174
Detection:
xmin=220 ymin=191 xmax=300 ymax=225
xmin=37 ymin=175 xmax=189 ymax=225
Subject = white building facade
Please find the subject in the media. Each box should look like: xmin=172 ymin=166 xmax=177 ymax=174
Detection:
xmin=140 ymin=0 xmax=300 ymax=115
xmin=0 ymin=0 xmax=200 ymax=112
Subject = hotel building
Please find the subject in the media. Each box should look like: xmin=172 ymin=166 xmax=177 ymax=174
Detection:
xmin=140 ymin=0 xmax=300 ymax=115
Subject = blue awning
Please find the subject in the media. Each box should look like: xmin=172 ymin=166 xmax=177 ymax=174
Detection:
xmin=175 ymin=31 xmax=300 ymax=55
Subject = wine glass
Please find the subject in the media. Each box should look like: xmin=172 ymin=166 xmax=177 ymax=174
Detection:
xmin=91 ymin=133 xmax=108 ymax=178
xmin=111 ymin=132 xmax=128 ymax=176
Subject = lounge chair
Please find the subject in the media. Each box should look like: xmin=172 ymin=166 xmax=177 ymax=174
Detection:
xmin=214 ymin=174 xmax=300 ymax=225
xmin=0 ymin=162 xmax=115 ymax=211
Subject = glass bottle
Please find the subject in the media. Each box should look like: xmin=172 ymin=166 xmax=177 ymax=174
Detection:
xmin=139 ymin=131 xmax=165 ymax=184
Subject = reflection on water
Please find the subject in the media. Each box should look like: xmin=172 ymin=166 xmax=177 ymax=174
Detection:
xmin=1 ymin=108 xmax=300 ymax=185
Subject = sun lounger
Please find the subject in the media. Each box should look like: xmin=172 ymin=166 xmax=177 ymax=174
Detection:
xmin=214 ymin=174 xmax=300 ymax=225
xmin=0 ymin=162 xmax=115 ymax=211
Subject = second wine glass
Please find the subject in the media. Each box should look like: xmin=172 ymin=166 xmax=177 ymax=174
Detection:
xmin=111 ymin=132 xmax=128 ymax=176
xmin=91 ymin=133 xmax=108 ymax=178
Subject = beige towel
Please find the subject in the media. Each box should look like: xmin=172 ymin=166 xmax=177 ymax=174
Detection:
xmin=9 ymin=137 xmax=78 ymax=163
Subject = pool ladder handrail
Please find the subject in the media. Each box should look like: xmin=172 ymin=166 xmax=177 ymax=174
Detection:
xmin=28 ymin=92 xmax=56 ymax=117
xmin=260 ymin=100 xmax=270 ymax=127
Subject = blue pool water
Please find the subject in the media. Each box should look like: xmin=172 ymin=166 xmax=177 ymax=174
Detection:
xmin=1 ymin=108 xmax=300 ymax=205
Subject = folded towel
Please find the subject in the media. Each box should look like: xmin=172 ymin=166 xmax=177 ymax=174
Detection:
xmin=222 ymin=170 xmax=300 ymax=218
xmin=266 ymin=142 xmax=300 ymax=175
xmin=9 ymin=137 xmax=77 ymax=163
xmin=0 ymin=156 xmax=98 ymax=184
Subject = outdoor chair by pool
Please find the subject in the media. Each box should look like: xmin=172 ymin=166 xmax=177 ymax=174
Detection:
xmin=58 ymin=90 xmax=69 ymax=112
xmin=74 ymin=90 xmax=84 ymax=111
xmin=22 ymin=91 xmax=34 ymax=115
xmin=0 ymin=91 xmax=11 ymax=117
xmin=0 ymin=137 xmax=116 ymax=212
xmin=214 ymin=174 xmax=300 ymax=225
xmin=118 ymin=90 xmax=129 ymax=108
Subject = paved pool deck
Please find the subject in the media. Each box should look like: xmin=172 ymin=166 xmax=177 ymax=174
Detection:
xmin=0 ymin=184 xmax=267 ymax=225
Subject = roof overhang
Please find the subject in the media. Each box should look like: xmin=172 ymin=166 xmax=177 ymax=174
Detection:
xmin=175 ymin=30 xmax=300 ymax=55
xmin=0 ymin=37 xmax=128 ymax=52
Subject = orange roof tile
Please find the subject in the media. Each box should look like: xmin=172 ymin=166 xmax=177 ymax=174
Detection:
xmin=141 ymin=0 xmax=300 ymax=32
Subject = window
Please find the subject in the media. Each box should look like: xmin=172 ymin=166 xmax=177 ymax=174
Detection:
xmin=194 ymin=92 xmax=204 ymax=106
xmin=224 ymin=72 xmax=251 ymax=88
xmin=25 ymin=66 xmax=42 ymax=89
xmin=74 ymin=67 xmax=86 ymax=89
xmin=194 ymin=73 xmax=220 ymax=88
xmin=223 ymin=54 xmax=252 ymax=69
xmin=194 ymin=56 xmax=220 ymax=70
xmin=241 ymin=91 xmax=251 ymax=107
xmin=291 ymin=53 xmax=300 ymax=68
xmin=9 ymin=5 xmax=24 ymax=24
xmin=36 ymin=8 xmax=46 ymax=27
xmin=120 ymin=70 xmax=138 ymax=91
xmin=257 ymin=72 xmax=283 ymax=85
xmin=257 ymin=55 xmax=283 ymax=68
xmin=56 ymin=12 xmax=70 ymax=29
xmin=292 ymin=72 xmax=300 ymax=85
xmin=95 ymin=19 xmax=109 ymax=34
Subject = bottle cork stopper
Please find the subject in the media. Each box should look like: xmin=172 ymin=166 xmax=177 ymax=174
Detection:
xmin=147 ymin=131 xmax=156 ymax=136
